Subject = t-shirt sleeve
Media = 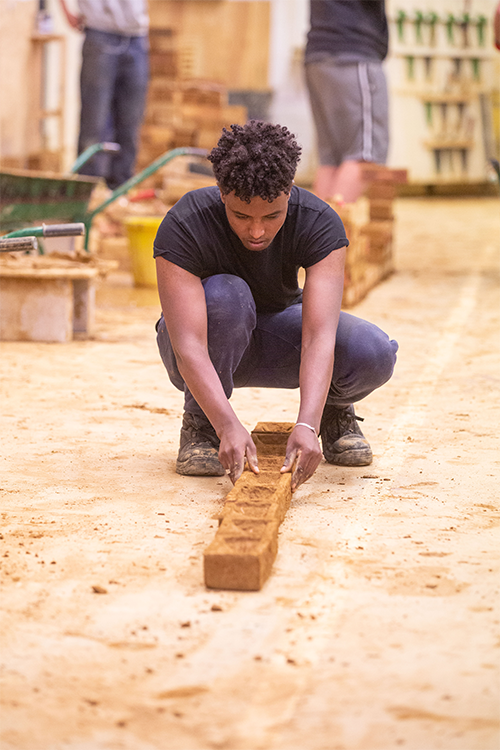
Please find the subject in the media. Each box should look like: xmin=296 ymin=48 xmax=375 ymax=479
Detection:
xmin=299 ymin=204 xmax=349 ymax=268
xmin=153 ymin=210 xmax=205 ymax=278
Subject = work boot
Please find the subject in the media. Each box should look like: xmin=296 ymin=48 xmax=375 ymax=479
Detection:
xmin=176 ymin=412 xmax=225 ymax=477
xmin=320 ymin=404 xmax=373 ymax=466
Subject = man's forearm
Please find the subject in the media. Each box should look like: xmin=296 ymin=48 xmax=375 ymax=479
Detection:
xmin=297 ymin=338 xmax=335 ymax=432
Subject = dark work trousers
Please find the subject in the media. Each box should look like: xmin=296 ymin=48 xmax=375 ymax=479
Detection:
xmin=78 ymin=28 xmax=149 ymax=189
xmin=156 ymin=274 xmax=398 ymax=418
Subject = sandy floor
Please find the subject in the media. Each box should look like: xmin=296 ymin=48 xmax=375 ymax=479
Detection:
xmin=1 ymin=197 xmax=499 ymax=750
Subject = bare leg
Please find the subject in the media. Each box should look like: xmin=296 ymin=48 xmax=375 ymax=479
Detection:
xmin=328 ymin=159 xmax=368 ymax=204
xmin=312 ymin=165 xmax=339 ymax=201
xmin=313 ymin=160 xmax=372 ymax=204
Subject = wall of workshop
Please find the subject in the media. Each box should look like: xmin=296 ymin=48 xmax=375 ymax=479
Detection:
xmin=0 ymin=0 xmax=41 ymax=161
xmin=268 ymin=0 xmax=315 ymax=183
xmin=0 ymin=0 xmax=82 ymax=170
xmin=385 ymin=0 xmax=500 ymax=186
xmin=1 ymin=0 xmax=498 ymax=185
xmin=271 ymin=0 xmax=500 ymax=185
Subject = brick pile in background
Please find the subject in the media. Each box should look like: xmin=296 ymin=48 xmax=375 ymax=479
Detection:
xmin=332 ymin=166 xmax=407 ymax=308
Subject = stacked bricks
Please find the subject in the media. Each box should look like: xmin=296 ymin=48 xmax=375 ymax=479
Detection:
xmin=204 ymin=422 xmax=294 ymax=591
xmin=332 ymin=165 xmax=407 ymax=307
xmin=137 ymin=28 xmax=247 ymax=185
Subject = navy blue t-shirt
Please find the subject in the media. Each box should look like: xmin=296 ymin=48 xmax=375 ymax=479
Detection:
xmin=305 ymin=0 xmax=388 ymax=63
xmin=153 ymin=185 xmax=348 ymax=314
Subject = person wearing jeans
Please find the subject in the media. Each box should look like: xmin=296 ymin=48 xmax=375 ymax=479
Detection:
xmin=60 ymin=0 xmax=149 ymax=189
xmin=154 ymin=121 xmax=398 ymax=491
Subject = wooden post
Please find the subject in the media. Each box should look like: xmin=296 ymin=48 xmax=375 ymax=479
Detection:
xmin=204 ymin=422 xmax=294 ymax=591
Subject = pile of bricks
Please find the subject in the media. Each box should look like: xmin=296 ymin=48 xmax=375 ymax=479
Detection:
xmin=333 ymin=166 xmax=407 ymax=308
xmin=137 ymin=28 xmax=247 ymax=183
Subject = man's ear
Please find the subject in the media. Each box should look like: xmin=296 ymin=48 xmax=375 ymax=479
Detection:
xmin=219 ymin=187 xmax=226 ymax=204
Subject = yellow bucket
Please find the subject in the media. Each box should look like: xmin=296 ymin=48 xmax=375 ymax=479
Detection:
xmin=125 ymin=216 xmax=163 ymax=287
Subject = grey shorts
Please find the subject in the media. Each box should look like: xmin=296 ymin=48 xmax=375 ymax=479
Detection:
xmin=305 ymin=57 xmax=389 ymax=167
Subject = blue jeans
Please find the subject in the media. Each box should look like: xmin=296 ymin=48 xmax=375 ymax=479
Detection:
xmin=156 ymin=274 xmax=398 ymax=417
xmin=78 ymin=28 xmax=149 ymax=189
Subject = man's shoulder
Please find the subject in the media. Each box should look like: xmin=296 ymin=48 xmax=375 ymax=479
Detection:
xmin=169 ymin=185 xmax=222 ymax=221
xmin=287 ymin=185 xmax=335 ymax=219
xmin=289 ymin=185 xmax=327 ymax=207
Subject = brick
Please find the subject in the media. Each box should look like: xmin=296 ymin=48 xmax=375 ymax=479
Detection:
xmin=369 ymin=199 xmax=394 ymax=221
xmin=361 ymin=164 xmax=408 ymax=184
xmin=203 ymin=422 xmax=294 ymax=591
xmin=366 ymin=180 xmax=397 ymax=200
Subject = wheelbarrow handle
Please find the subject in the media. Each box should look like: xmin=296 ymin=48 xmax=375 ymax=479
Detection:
xmin=70 ymin=142 xmax=121 ymax=173
xmin=82 ymin=147 xmax=208 ymax=250
xmin=42 ymin=222 xmax=86 ymax=237
xmin=0 ymin=236 xmax=38 ymax=253
xmin=4 ymin=222 xmax=85 ymax=239
xmin=85 ymin=147 xmax=208 ymax=225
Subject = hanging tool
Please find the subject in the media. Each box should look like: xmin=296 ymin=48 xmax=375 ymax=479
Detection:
xmin=414 ymin=10 xmax=424 ymax=43
xmin=445 ymin=13 xmax=455 ymax=44
xmin=425 ymin=101 xmax=433 ymax=127
xmin=396 ymin=10 xmax=406 ymax=42
xmin=424 ymin=57 xmax=433 ymax=80
xmin=406 ymin=55 xmax=415 ymax=80
xmin=425 ymin=11 xmax=439 ymax=46
xmin=471 ymin=58 xmax=480 ymax=81
xmin=475 ymin=14 xmax=487 ymax=47
xmin=459 ymin=12 xmax=471 ymax=48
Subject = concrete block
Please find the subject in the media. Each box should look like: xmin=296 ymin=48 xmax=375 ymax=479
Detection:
xmin=0 ymin=276 xmax=73 ymax=342
xmin=0 ymin=260 xmax=99 ymax=342
xmin=73 ymin=278 xmax=95 ymax=337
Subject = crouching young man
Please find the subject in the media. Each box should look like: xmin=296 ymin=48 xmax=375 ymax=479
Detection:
xmin=154 ymin=121 xmax=398 ymax=491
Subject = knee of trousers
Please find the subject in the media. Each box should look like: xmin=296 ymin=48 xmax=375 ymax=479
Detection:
xmin=347 ymin=324 xmax=399 ymax=389
xmin=203 ymin=275 xmax=257 ymax=333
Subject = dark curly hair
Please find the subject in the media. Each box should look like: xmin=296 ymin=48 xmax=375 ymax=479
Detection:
xmin=207 ymin=120 xmax=302 ymax=203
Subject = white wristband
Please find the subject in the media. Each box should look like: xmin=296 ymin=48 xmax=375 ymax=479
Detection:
xmin=295 ymin=422 xmax=318 ymax=438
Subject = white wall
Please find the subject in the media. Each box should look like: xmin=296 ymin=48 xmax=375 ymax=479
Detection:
xmin=49 ymin=0 xmax=83 ymax=170
xmin=268 ymin=0 xmax=316 ymax=183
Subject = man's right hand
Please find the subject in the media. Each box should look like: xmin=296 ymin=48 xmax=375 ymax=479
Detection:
xmin=156 ymin=258 xmax=259 ymax=484
xmin=59 ymin=0 xmax=84 ymax=30
xmin=218 ymin=422 xmax=259 ymax=484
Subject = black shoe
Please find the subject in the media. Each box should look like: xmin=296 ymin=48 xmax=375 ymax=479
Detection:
xmin=320 ymin=404 xmax=373 ymax=466
xmin=176 ymin=412 xmax=225 ymax=477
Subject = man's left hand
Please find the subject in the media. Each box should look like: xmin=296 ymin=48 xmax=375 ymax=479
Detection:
xmin=281 ymin=425 xmax=323 ymax=491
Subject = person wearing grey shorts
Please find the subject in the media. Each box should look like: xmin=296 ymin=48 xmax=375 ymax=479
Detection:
xmin=305 ymin=0 xmax=389 ymax=203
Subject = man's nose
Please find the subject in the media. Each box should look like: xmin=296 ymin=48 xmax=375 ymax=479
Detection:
xmin=249 ymin=221 xmax=265 ymax=239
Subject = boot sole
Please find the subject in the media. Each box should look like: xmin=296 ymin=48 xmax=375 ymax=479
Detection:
xmin=324 ymin=447 xmax=373 ymax=467
xmin=176 ymin=457 xmax=225 ymax=477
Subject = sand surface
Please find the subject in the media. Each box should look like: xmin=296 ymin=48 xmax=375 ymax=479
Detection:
xmin=1 ymin=197 xmax=499 ymax=750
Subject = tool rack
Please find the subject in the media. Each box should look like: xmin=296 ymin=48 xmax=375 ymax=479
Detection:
xmin=386 ymin=0 xmax=498 ymax=186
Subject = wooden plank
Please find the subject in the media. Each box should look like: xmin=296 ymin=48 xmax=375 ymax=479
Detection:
xmin=0 ymin=265 xmax=99 ymax=280
xmin=149 ymin=0 xmax=270 ymax=89
xmin=204 ymin=422 xmax=294 ymax=591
